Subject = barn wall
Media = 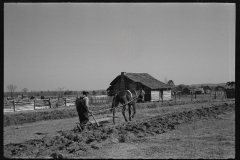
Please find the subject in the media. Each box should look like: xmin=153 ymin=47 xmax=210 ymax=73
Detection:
xmin=183 ymin=88 xmax=190 ymax=94
xmin=144 ymin=87 xmax=151 ymax=101
xmin=126 ymin=79 xmax=137 ymax=90
xmin=113 ymin=78 xmax=121 ymax=95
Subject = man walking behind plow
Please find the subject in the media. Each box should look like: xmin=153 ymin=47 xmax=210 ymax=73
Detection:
xmin=138 ymin=88 xmax=145 ymax=103
xmin=75 ymin=91 xmax=92 ymax=131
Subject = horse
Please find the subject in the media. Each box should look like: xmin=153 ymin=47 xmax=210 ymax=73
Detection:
xmin=111 ymin=89 xmax=139 ymax=124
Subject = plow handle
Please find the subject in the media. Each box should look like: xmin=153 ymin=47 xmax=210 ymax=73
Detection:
xmin=90 ymin=112 xmax=100 ymax=127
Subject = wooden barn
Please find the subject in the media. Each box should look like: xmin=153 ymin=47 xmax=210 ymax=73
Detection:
xmin=107 ymin=72 xmax=172 ymax=102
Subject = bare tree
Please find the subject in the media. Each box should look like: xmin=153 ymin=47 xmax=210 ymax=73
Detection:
xmin=102 ymin=90 xmax=106 ymax=95
xmin=22 ymin=88 xmax=28 ymax=95
xmin=7 ymin=84 xmax=17 ymax=99
xmin=164 ymin=77 xmax=168 ymax=84
xmin=56 ymin=87 xmax=64 ymax=98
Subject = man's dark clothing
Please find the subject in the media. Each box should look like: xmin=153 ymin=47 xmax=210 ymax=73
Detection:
xmin=76 ymin=96 xmax=89 ymax=127
xmin=138 ymin=90 xmax=145 ymax=102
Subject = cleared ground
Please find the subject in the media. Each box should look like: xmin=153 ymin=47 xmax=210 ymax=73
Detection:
xmin=4 ymin=101 xmax=235 ymax=159
xmin=88 ymin=112 xmax=235 ymax=159
xmin=4 ymin=101 xmax=228 ymax=145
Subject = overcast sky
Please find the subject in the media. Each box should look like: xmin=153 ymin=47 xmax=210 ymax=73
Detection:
xmin=4 ymin=3 xmax=235 ymax=92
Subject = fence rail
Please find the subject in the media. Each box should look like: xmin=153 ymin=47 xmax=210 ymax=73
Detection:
xmin=4 ymin=91 xmax=234 ymax=113
xmin=4 ymin=96 xmax=112 ymax=112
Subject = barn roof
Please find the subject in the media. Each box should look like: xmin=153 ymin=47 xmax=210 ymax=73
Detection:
xmin=183 ymin=87 xmax=192 ymax=91
xmin=110 ymin=72 xmax=171 ymax=89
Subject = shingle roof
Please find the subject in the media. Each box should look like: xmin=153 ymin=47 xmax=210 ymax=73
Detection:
xmin=110 ymin=72 xmax=171 ymax=89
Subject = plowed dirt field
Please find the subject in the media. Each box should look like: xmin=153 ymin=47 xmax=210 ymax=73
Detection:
xmin=4 ymin=101 xmax=235 ymax=159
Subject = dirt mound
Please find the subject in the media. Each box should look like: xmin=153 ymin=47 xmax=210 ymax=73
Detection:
xmin=4 ymin=103 xmax=235 ymax=158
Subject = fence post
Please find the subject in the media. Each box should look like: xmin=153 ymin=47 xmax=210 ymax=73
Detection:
xmin=209 ymin=91 xmax=211 ymax=102
xmin=222 ymin=91 xmax=226 ymax=101
xmin=191 ymin=93 xmax=193 ymax=102
xmin=34 ymin=99 xmax=36 ymax=110
xmin=13 ymin=100 xmax=15 ymax=112
xmin=214 ymin=90 xmax=216 ymax=100
xmin=175 ymin=93 xmax=176 ymax=104
xmin=49 ymin=98 xmax=51 ymax=108
xmin=64 ymin=98 xmax=66 ymax=106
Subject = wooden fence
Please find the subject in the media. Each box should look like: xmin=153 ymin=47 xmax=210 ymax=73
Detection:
xmin=4 ymin=91 xmax=233 ymax=113
xmin=171 ymin=90 xmax=229 ymax=104
xmin=4 ymin=96 xmax=113 ymax=112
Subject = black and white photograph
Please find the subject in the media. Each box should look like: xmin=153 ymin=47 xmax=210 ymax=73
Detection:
xmin=4 ymin=3 xmax=235 ymax=159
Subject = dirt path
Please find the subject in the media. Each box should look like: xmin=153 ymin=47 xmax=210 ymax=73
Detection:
xmin=4 ymin=101 xmax=230 ymax=145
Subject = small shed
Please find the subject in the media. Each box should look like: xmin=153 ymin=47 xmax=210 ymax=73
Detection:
xmin=205 ymin=89 xmax=211 ymax=94
xmin=183 ymin=87 xmax=191 ymax=94
xmin=194 ymin=88 xmax=204 ymax=94
xmin=107 ymin=72 xmax=172 ymax=102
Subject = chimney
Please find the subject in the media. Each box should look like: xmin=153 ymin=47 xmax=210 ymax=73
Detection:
xmin=120 ymin=72 xmax=126 ymax=90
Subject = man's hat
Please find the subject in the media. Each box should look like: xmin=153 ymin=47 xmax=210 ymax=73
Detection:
xmin=82 ymin=91 xmax=89 ymax=95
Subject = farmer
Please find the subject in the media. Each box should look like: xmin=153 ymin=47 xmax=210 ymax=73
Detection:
xmin=138 ymin=88 xmax=145 ymax=103
xmin=76 ymin=91 xmax=92 ymax=131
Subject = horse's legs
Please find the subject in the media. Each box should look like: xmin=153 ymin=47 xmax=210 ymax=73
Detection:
xmin=113 ymin=108 xmax=116 ymax=124
xmin=121 ymin=98 xmax=129 ymax=122
xmin=131 ymin=102 xmax=136 ymax=119
xmin=128 ymin=104 xmax=132 ymax=121
xmin=112 ymin=98 xmax=119 ymax=125
xmin=122 ymin=104 xmax=128 ymax=122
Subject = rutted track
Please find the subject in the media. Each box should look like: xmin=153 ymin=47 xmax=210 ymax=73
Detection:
xmin=4 ymin=102 xmax=235 ymax=158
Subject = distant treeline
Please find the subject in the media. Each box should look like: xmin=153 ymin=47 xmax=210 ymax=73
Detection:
xmin=4 ymin=90 xmax=107 ymax=98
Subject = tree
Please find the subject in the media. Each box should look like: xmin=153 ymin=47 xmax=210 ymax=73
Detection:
xmin=64 ymin=90 xmax=72 ymax=95
xmin=203 ymin=85 xmax=211 ymax=90
xmin=64 ymin=90 xmax=69 ymax=95
xmin=56 ymin=87 xmax=64 ymax=98
xmin=92 ymin=90 xmax=96 ymax=95
xmin=168 ymin=80 xmax=176 ymax=93
xmin=210 ymin=86 xmax=215 ymax=91
xmin=102 ymin=90 xmax=106 ymax=95
xmin=164 ymin=77 xmax=168 ymax=84
xmin=7 ymin=84 xmax=17 ymax=98
xmin=176 ymin=84 xmax=185 ymax=92
xmin=168 ymin=80 xmax=175 ymax=87
xmin=22 ymin=88 xmax=28 ymax=95
xmin=191 ymin=85 xmax=197 ymax=89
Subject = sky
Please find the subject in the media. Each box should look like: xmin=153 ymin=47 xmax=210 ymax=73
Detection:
xmin=4 ymin=3 xmax=235 ymax=92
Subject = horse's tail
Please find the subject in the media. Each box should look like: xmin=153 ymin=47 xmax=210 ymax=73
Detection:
xmin=126 ymin=90 xmax=133 ymax=100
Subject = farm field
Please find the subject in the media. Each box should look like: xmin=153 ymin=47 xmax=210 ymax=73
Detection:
xmin=4 ymin=100 xmax=235 ymax=158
